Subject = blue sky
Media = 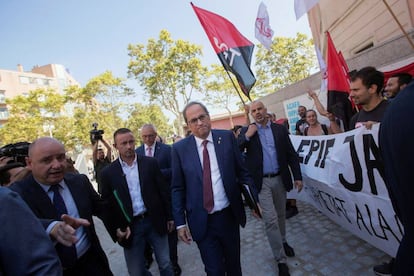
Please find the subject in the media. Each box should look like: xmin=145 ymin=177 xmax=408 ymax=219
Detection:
xmin=1 ymin=0 xmax=311 ymax=109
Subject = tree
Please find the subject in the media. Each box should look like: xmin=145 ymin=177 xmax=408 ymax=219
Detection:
xmin=203 ymin=64 xmax=249 ymax=128
xmin=254 ymin=33 xmax=317 ymax=96
xmin=125 ymin=103 xmax=173 ymax=144
xmin=0 ymin=88 xmax=66 ymax=144
xmin=127 ymin=30 xmax=206 ymax=135
xmin=0 ymin=72 xmax=134 ymax=150
xmin=65 ymin=71 xmax=133 ymax=146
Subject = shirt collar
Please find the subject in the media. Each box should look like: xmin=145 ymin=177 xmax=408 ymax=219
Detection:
xmin=144 ymin=142 xmax=155 ymax=151
xmin=38 ymin=179 xmax=67 ymax=193
xmin=119 ymin=154 xmax=137 ymax=168
xmin=194 ymin=132 xmax=213 ymax=148
xmin=255 ymin=120 xmax=271 ymax=129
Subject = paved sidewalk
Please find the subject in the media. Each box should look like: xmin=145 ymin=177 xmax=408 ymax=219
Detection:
xmin=95 ymin=200 xmax=391 ymax=275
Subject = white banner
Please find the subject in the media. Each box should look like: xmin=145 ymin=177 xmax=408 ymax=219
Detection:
xmin=289 ymin=124 xmax=402 ymax=257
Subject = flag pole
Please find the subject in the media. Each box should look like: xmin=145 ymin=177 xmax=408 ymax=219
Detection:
xmin=224 ymin=70 xmax=248 ymax=105
xmin=382 ymin=0 xmax=414 ymax=50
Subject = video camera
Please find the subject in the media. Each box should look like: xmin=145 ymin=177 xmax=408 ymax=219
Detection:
xmin=0 ymin=142 xmax=30 ymax=165
xmin=90 ymin=123 xmax=104 ymax=144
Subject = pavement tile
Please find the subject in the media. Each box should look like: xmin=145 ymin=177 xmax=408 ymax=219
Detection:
xmin=95 ymin=200 xmax=391 ymax=275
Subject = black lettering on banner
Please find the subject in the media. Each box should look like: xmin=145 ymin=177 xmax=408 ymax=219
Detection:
xmin=363 ymin=134 xmax=385 ymax=195
xmin=314 ymin=140 xmax=325 ymax=167
xmin=378 ymin=209 xmax=402 ymax=243
xmin=296 ymin=138 xmax=335 ymax=168
xmin=355 ymin=204 xmax=372 ymax=235
xmin=319 ymin=139 xmax=335 ymax=168
xmin=318 ymin=190 xmax=351 ymax=223
xmin=395 ymin=214 xmax=404 ymax=237
xmin=355 ymin=204 xmax=402 ymax=242
xmin=339 ymin=135 xmax=363 ymax=192
xmin=296 ymin=140 xmax=310 ymax=164
xmin=305 ymin=140 xmax=319 ymax=165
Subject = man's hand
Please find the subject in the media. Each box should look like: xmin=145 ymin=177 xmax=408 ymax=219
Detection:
xmin=62 ymin=214 xmax=90 ymax=228
xmin=116 ymin=227 xmax=131 ymax=242
xmin=252 ymin=203 xmax=262 ymax=219
xmin=177 ymin=226 xmax=192 ymax=244
xmin=167 ymin=220 xmax=175 ymax=233
xmin=294 ymin=180 xmax=303 ymax=193
xmin=245 ymin=124 xmax=258 ymax=139
xmin=363 ymin=121 xmax=378 ymax=130
xmin=50 ymin=215 xmax=90 ymax=246
xmin=307 ymin=89 xmax=317 ymax=99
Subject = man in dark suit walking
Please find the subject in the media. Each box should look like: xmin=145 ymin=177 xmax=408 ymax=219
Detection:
xmin=10 ymin=137 xmax=112 ymax=275
xmin=380 ymin=81 xmax=414 ymax=275
xmin=0 ymin=186 xmax=62 ymax=275
xmin=171 ymin=101 xmax=258 ymax=276
xmin=238 ymin=101 xmax=303 ymax=276
xmin=100 ymin=128 xmax=174 ymax=276
xmin=136 ymin=123 xmax=181 ymax=275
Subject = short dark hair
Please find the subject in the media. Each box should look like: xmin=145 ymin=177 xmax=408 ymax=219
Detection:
xmin=113 ymin=128 xmax=133 ymax=142
xmin=182 ymin=102 xmax=210 ymax=124
xmin=391 ymin=72 xmax=412 ymax=87
xmin=350 ymin=66 xmax=384 ymax=94
xmin=0 ymin=162 xmax=25 ymax=186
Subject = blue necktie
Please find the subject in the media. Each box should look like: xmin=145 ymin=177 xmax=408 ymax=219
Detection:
xmin=49 ymin=185 xmax=77 ymax=268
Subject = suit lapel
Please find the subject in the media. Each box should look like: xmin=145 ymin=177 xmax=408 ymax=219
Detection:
xmin=212 ymin=130 xmax=225 ymax=179
xmin=26 ymin=175 xmax=58 ymax=219
xmin=154 ymin=142 xmax=160 ymax=159
xmin=187 ymin=136 xmax=203 ymax=181
xmin=64 ymin=175 xmax=87 ymax=218
xmin=136 ymin=145 xmax=144 ymax=157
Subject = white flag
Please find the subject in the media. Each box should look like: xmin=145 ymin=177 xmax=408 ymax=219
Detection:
xmin=315 ymin=44 xmax=327 ymax=92
xmin=294 ymin=0 xmax=319 ymax=20
xmin=255 ymin=2 xmax=274 ymax=49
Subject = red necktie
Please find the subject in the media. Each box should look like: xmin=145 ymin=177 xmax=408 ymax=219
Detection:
xmin=146 ymin=147 xmax=152 ymax=157
xmin=202 ymin=140 xmax=214 ymax=212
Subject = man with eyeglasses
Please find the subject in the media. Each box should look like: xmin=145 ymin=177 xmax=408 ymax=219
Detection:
xmin=136 ymin=124 xmax=181 ymax=275
xmin=171 ymin=101 xmax=258 ymax=275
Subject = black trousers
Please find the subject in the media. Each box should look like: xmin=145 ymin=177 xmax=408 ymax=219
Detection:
xmin=63 ymin=246 xmax=113 ymax=276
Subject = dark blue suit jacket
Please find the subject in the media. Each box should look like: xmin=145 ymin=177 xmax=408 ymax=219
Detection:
xmin=100 ymin=155 xmax=172 ymax=245
xmin=0 ymin=187 xmax=61 ymax=275
xmin=238 ymin=122 xmax=302 ymax=192
xmin=171 ymin=129 xmax=254 ymax=242
xmin=10 ymin=173 xmax=110 ymax=268
xmin=136 ymin=142 xmax=172 ymax=183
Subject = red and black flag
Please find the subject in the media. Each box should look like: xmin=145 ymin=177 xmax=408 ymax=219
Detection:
xmin=191 ymin=3 xmax=256 ymax=100
xmin=326 ymin=31 xmax=355 ymax=130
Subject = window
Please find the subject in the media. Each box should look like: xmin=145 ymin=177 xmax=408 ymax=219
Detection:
xmin=0 ymin=90 xmax=5 ymax=103
xmin=19 ymin=76 xmax=30 ymax=84
xmin=0 ymin=107 xmax=9 ymax=119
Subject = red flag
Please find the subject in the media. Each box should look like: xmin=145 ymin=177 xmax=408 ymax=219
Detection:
xmin=191 ymin=3 xmax=256 ymax=100
xmin=326 ymin=31 xmax=355 ymax=130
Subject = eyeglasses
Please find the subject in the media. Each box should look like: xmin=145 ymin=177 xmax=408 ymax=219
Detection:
xmin=188 ymin=114 xmax=209 ymax=125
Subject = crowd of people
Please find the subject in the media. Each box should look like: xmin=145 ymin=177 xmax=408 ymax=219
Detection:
xmin=0 ymin=66 xmax=412 ymax=276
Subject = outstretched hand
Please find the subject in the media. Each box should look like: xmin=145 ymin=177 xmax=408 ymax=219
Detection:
xmin=50 ymin=215 xmax=90 ymax=247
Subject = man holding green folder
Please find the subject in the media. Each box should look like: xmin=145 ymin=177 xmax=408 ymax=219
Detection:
xmin=101 ymin=128 xmax=174 ymax=276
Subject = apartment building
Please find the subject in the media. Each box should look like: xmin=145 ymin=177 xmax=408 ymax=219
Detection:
xmin=0 ymin=64 xmax=79 ymax=126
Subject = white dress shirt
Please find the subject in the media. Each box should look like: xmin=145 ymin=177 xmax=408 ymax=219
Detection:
xmin=194 ymin=132 xmax=230 ymax=213
xmin=119 ymin=155 xmax=147 ymax=216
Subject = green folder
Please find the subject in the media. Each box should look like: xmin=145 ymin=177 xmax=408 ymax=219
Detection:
xmin=113 ymin=190 xmax=132 ymax=223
